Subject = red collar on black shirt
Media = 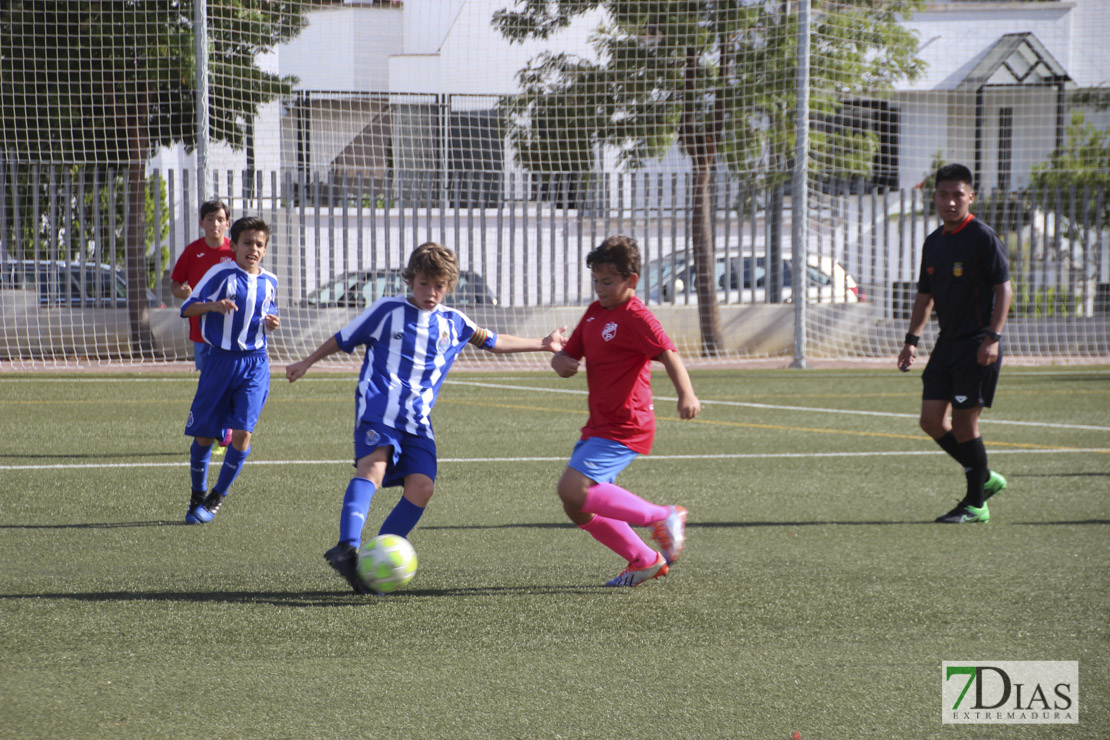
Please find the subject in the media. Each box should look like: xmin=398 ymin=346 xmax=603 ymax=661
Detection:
xmin=942 ymin=213 xmax=975 ymax=235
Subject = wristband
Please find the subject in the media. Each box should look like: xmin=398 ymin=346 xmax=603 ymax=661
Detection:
xmin=904 ymin=333 xmax=920 ymax=347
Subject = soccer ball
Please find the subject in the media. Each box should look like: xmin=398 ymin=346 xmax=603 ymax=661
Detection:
xmin=357 ymin=534 xmax=418 ymax=593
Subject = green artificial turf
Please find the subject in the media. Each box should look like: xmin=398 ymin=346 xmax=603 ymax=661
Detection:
xmin=1 ymin=367 xmax=1107 ymax=738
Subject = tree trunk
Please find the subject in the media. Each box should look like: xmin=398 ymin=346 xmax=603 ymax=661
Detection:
xmin=690 ymin=155 xmax=722 ymax=355
xmin=681 ymin=45 xmax=723 ymax=356
xmin=768 ymin=181 xmax=784 ymax=303
xmin=125 ymin=161 xmax=154 ymax=358
xmin=124 ymin=81 xmax=154 ymax=359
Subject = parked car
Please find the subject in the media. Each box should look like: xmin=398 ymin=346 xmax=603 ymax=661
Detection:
xmin=303 ymin=268 xmax=498 ymax=308
xmin=0 ymin=260 xmax=164 ymax=307
xmin=645 ymin=251 xmax=864 ymax=305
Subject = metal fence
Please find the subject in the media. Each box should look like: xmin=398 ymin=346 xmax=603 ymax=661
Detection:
xmin=2 ymin=164 xmax=1108 ymax=320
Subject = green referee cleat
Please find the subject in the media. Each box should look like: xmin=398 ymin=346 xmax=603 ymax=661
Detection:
xmin=983 ymin=470 xmax=1007 ymax=501
xmin=936 ymin=501 xmax=989 ymax=524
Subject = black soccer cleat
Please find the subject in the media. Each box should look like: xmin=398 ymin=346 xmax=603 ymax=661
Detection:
xmin=324 ymin=543 xmax=377 ymax=595
xmin=185 ymin=489 xmax=212 ymax=524
xmin=198 ymin=490 xmax=226 ymax=521
xmin=935 ymin=501 xmax=989 ymax=524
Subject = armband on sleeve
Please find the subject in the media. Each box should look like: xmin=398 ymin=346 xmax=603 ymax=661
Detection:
xmin=468 ymin=327 xmax=498 ymax=350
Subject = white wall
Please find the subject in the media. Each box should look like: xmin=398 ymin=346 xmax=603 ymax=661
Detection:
xmin=389 ymin=0 xmax=604 ymax=95
xmin=901 ymin=3 xmax=1074 ymax=92
xmin=278 ymin=6 xmax=403 ymax=92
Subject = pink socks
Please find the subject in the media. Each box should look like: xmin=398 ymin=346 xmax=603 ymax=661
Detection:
xmin=581 ymin=482 xmax=669 ymax=527
xmin=579 ymin=515 xmax=657 ymax=567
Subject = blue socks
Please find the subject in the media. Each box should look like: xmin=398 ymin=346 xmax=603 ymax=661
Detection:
xmin=190 ymin=440 xmax=212 ymax=492
xmin=212 ymin=445 xmax=250 ymax=497
xmin=379 ymin=496 xmax=425 ymax=539
xmin=339 ymin=478 xmax=377 ymax=549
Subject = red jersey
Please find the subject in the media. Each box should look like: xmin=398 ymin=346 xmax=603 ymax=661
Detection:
xmin=562 ymin=296 xmax=676 ymax=454
xmin=171 ymin=236 xmax=233 ymax=342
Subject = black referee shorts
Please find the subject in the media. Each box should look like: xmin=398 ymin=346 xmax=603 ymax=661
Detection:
xmin=921 ymin=334 xmax=1002 ymax=409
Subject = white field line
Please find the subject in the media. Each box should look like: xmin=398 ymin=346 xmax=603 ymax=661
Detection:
xmin=2 ymin=448 xmax=1107 ymax=472
xmin=445 ymin=380 xmax=1110 ymax=433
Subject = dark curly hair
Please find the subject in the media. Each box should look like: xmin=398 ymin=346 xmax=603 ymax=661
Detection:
xmin=586 ymin=235 xmax=640 ymax=277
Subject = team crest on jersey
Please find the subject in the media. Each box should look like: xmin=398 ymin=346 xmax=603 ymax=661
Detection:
xmin=602 ymin=321 xmax=618 ymax=342
xmin=436 ymin=330 xmax=451 ymax=353
xmin=365 ymin=429 xmax=381 ymax=447
xmin=927 ymin=266 xmax=935 ymax=275
xmin=952 ymin=262 xmax=964 ymax=278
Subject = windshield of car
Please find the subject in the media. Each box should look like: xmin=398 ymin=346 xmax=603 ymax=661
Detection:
xmin=307 ymin=271 xmax=408 ymax=308
xmin=667 ymin=255 xmax=831 ymax=291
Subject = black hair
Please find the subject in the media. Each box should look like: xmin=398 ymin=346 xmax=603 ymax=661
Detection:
xmin=229 ymin=216 xmax=270 ymax=245
xmin=934 ymin=163 xmax=974 ymax=189
xmin=199 ymin=198 xmax=230 ymax=221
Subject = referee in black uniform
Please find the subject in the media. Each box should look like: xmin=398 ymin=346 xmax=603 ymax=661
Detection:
xmin=898 ymin=163 xmax=1013 ymax=523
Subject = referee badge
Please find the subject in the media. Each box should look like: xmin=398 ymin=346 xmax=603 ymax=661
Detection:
xmin=953 ymin=262 xmax=964 ymax=277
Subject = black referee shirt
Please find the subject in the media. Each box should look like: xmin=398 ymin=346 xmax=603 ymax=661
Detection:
xmin=916 ymin=214 xmax=1009 ymax=339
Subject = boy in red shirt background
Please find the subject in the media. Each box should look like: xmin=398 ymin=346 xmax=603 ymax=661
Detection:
xmin=171 ymin=198 xmax=234 ymax=452
xmin=551 ymin=235 xmax=701 ymax=587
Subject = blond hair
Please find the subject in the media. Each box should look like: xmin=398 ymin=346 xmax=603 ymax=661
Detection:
xmin=402 ymin=242 xmax=460 ymax=290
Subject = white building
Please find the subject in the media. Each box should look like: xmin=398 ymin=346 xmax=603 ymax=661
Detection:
xmin=153 ymin=0 xmax=1109 ymax=200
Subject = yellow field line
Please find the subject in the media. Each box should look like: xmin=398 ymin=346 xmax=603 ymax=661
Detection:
xmin=438 ymin=398 xmax=1098 ymax=452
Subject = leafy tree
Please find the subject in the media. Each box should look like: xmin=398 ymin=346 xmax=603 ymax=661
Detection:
xmin=3 ymin=165 xmax=169 ymax=291
xmin=0 ymin=0 xmax=323 ymax=354
xmin=1030 ymin=111 xmax=1110 ymax=227
xmin=495 ymin=0 xmax=924 ymax=354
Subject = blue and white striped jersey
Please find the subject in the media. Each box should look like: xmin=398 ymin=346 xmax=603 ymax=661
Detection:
xmin=182 ymin=262 xmax=279 ymax=352
xmin=336 ymin=295 xmax=497 ymax=438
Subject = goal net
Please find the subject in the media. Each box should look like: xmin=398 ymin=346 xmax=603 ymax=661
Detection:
xmin=2 ymin=0 xmax=1108 ymax=368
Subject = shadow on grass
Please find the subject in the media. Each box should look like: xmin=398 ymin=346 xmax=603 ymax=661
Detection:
xmin=0 ymin=521 xmax=184 ymax=530
xmin=4 ymin=518 xmax=1106 ymax=532
xmin=1011 ymin=472 xmax=1110 ymax=478
xmin=0 ymin=584 xmax=606 ymax=606
xmin=0 ymin=451 xmax=182 ymax=461
xmin=424 ymin=520 xmax=938 ymax=530
xmin=1012 ymin=520 xmax=1110 ymax=526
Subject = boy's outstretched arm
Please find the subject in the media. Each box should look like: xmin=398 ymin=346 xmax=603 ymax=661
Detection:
xmin=286 ymin=335 xmax=340 ymax=383
xmin=658 ymin=349 xmax=701 ymax=419
xmin=485 ymin=325 xmax=567 ymax=355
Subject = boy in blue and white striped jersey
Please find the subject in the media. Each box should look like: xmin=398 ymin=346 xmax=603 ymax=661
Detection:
xmin=182 ymin=216 xmax=280 ymax=524
xmin=286 ymin=242 xmax=566 ymax=593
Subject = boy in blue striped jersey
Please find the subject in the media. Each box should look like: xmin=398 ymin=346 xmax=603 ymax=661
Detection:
xmin=182 ymin=216 xmax=280 ymax=524
xmin=286 ymin=242 xmax=565 ymax=593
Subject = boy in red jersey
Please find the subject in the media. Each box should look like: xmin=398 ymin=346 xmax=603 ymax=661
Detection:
xmin=551 ymin=235 xmax=701 ymax=587
xmin=171 ymin=199 xmax=234 ymax=453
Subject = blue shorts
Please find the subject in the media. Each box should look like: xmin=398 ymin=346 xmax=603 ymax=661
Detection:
xmin=193 ymin=341 xmax=214 ymax=372
xmin=354 ymin=420 xmax=437 ymax=488
xmin=185 ymin=348 xmax=270 ymax=438
xmin=568 ymin=437 xmax=639 ymax=484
